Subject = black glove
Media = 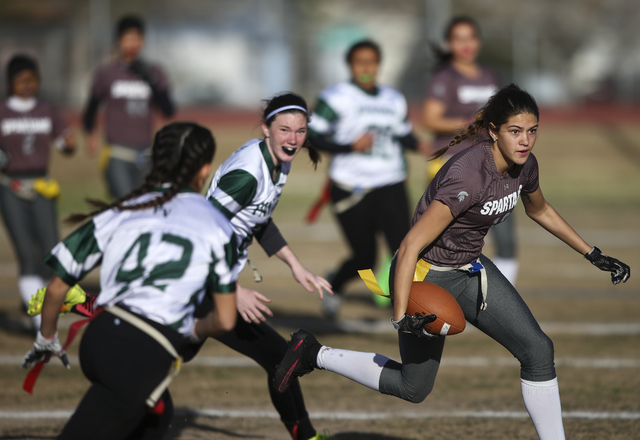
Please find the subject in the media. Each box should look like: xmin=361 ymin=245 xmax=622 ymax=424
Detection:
xmin=21 ymin=332 xmax=70 ymax=369
xmin=129 ymin=59 xmax=157 ymax=86
xmin=391 ymin=313 xmax=438 ymax=339
xmin=584 ymin=246 xmax=630 ymax=285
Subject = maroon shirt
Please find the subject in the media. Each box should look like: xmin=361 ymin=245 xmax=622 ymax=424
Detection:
xmin=425 ymin=63 xmax=499 ymax=155
xmin=0 ymin=100 xmax=67 ymax=176
xmin=413 ymin=142 xmax=539 ymax=267
xmin=90 ymin=61 xmax=169 ymax=149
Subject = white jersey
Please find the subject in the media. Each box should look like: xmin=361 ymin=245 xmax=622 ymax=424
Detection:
xmin=309 ymin=81 xmax=413 ymax=189
xmin=45 ymin=190 xmax=240 ymax=336
xmin=206 ymin=139 xmax=289 ymax=269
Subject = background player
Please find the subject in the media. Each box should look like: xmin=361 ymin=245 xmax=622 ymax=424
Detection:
xmin=83 ymin=15 xmax=175 ymax=199
xmin=0 ymin=54 xmax=74 ymax=331
xmin=22 ymin=122 xmax=238 ymax=440
xmin=308 ymin=39 xmax=427 ymax=318
xmin=204 ymin=92 xmax=331 ymax=440
xmin=423 ymin=16 xmax=519 ymax=284
xmin=276 ymin=84 xmax=630 ymax=440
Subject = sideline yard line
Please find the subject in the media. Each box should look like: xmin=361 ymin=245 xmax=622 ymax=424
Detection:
xmin=0 ymin=409 xmax=638 ymax=420
xmin=2 ymin=355 xmax=639 ymax=369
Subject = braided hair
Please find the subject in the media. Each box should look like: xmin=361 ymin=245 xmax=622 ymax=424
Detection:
xmin=431 ymin=83 xmax=539 ymax=160
xmin=66 ymin=122 xmax=215 ymax=224
xmin=262 ymin=92 xmax=321 ymax=169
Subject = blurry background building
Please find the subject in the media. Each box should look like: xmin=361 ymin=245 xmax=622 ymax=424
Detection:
xmin=1 ymin=0 xmax=640 ymax=108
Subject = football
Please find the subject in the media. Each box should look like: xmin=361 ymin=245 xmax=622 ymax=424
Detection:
xmin=406 ymin=281 xmax=466 ymax=336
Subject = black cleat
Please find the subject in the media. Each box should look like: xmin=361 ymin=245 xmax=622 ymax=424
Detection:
xmin=274 ymin=329 xmax=320 ymax=393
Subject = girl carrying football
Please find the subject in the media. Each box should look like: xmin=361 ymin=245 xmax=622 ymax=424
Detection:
xmin=0 ymin=54 xmax=75 ymax=331
xmin=276 ymin=84 xmax=630 ymax=440
xmin=22 ymin=122 xmax=239 ymax=439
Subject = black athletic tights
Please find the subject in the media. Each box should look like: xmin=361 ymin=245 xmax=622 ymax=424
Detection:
xmin=58 ymin=311 xmax=184 ymax=440
xmin=330 ymin=182 xmax=410 ymax=292
xmin=214 ymin=315 xmax=317 ymax=440
xmin=70 ymin=297 xmax=316 ymax=440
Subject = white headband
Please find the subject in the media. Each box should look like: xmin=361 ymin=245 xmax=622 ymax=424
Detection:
xmin=265 ymin=105 xmax=307 ymax=121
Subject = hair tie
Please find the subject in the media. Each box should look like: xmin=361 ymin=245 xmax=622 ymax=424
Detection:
xmin=265 ymin=105 xmax=307 ymax=122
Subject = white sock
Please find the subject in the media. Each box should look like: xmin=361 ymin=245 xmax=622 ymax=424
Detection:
xmin=521 ymin=378 xmax=565 ymax=440
xmin=493 ymin=257 xmax=519 ymax=285
xmin=316 ymin=346 xmax=389 ymax=391
xmin=19 ymin=275 xmax=45 ymax=330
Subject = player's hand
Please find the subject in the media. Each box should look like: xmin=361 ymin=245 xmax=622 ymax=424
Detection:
xmin=585 ymin=246 xmax=630 ymax=285
xmin=236 ymin=284 xmax=273 ymax=324
xmin=391 ymin=314 xmax=438 ymax=339
xmin=21 ymin=332 xmax=70 ymax=370
xmin=290 ymin=265 xmax=333 ymax=300
xmin=129 ymin=59 xmax=157 ymax=85
xmin=351 ymin=132 xmax=374 ymax=152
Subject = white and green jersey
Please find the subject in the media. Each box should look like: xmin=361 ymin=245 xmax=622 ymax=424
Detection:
xmin=45 ymin=190 xmax=240 ymax=336
xmin=206 ymin=139 xmax=289 ymax=269
xmin=309 ymin=81 xmax=413 ymax=189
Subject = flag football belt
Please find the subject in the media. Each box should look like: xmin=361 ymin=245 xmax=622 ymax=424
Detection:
xmin=105 ymin=306 xmax=183 ymax=408
xmin=358 ymin=258 xmax=488 ymax=310
xmin=100 ymin=144 xmax=150 ymax=171
xmin=0 ymin=175 xmax=60 ymax=200
xmin=331 ymin=181 xmax=373 ymax=214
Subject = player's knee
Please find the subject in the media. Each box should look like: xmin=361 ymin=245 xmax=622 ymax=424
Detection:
xmin=402 ymin=381 xmax=433 ymax=404
xmin=394 ymin=377 xmax=434 ymax=404
xmin=519 ymin=333 xmax=556 ymax=379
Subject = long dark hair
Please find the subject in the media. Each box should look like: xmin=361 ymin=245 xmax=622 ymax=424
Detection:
xmin=432 ymin=83 xmax=539 ymax=160
xmin=431 ymin=16 xmax=481 ymax=69
xmin=67 ymin=122 xmax=215 ymax=223
xmin=262 ymin=92 xmax=321 ymax=168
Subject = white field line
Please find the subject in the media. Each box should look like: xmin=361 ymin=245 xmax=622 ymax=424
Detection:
xmin=0 ymin=409 xmax=638 ymax=420
xmin=1 ymin=355 xmax=639 ymax=369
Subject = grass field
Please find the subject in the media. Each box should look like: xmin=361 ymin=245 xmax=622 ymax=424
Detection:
xmin=0 ymin=110 xmax=638 ymax=439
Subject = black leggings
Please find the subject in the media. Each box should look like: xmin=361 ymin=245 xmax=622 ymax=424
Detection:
xmin=330 ymin=182 xmax=410 ymax=292
xmin=0 ymin=185 xmax=58 ymax=276
xmin=58 ymin=311 xmax=184 ymax=440
xmin=214 ymin=314 xmax=316 ymax=439
xmin=379 ymin=255 xmax=555 ymax=403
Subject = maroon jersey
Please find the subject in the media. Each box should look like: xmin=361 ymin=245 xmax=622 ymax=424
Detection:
xmin=425 ymin=63 xmax=499 ymax=155
xmin=90 ymin=61 xmax=169 ymax=149
xmin=0 ymin=100 xmax=67 ymax=176
xmin=413 ymin=142 xmax=539 ymax=267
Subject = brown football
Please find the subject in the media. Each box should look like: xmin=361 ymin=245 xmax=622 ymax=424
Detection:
xmin=406 ymin=281 xmax=466 ymax=336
